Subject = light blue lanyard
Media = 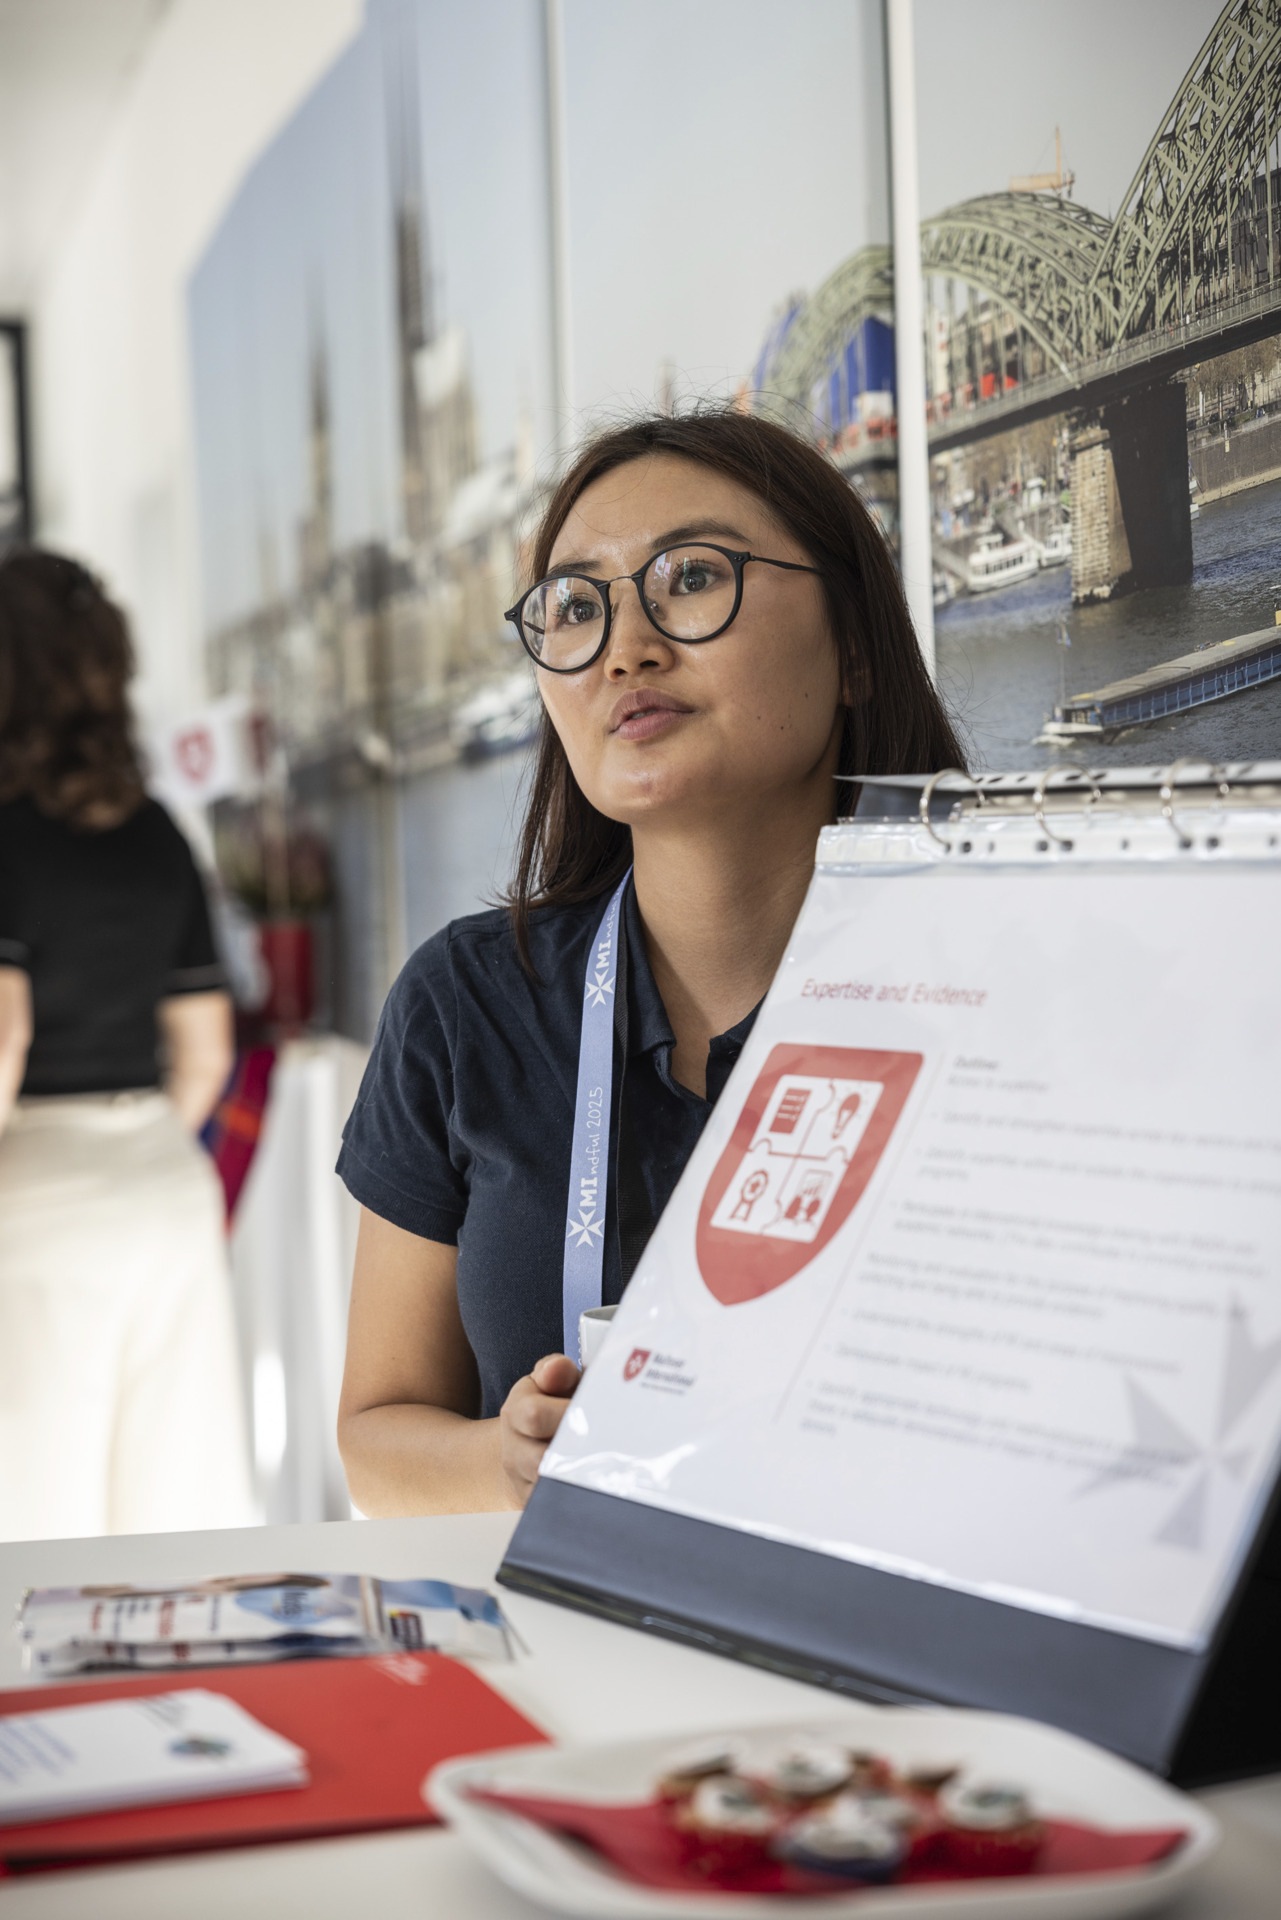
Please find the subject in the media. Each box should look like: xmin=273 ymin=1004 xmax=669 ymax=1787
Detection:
xmin=562 ymin=870 xmax=631 ymax=1358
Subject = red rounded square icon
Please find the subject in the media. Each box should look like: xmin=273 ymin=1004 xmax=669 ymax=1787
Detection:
xmin=695 ymin=1044 xmax=923 ymax=1305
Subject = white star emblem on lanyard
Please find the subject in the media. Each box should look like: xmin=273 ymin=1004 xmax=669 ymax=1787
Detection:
xmin=585 ymin=970 xmax=615 ymax=1010
xmin=566 ymin=1208 xmax=605 ymax=1249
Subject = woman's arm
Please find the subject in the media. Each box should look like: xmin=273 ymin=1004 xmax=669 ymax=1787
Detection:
xmin=0 ymin=965 xmax=32 ymax=1134
xmin=157 ymin=989 xmax=234 ymax=1131
xmin=338 ymin=1207 xmax=580 ymax=1516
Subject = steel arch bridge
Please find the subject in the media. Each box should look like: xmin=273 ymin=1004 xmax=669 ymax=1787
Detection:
xmin=761 ymin=0 xmax=1281 ymax=425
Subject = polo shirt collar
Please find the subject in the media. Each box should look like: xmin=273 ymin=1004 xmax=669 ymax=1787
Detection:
xmin=622 ymin=878 xmax=761 ymax=1097
xmin=623 ymin=881 xmax=673 ymax=1059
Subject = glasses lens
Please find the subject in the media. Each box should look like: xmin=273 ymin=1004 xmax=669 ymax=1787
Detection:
xmin=521 ymin=575 xmax=607 ymax=671
xmin=644 ymin=545 xmax=738 ymax=640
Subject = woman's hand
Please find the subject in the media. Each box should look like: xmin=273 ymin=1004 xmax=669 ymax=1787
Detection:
xmin=0 ymin=966 xmax=32 ymax=1137
xmin=157 ymin=989 xmax=234 ymax=1131
xmin=339 ymin=1212 xmax=584 ymax=1515
xmin=499 ymin=1354 xmax=582 ymax=1507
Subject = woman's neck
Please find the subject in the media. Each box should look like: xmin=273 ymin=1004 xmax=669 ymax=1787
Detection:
xmin=632 ymin=792 xmax=831 ymax=1097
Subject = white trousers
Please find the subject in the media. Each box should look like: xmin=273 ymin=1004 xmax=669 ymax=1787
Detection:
xmin=0 ymin=1091 xmax=256 ymax=1541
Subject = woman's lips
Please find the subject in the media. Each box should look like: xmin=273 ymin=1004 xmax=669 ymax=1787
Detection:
xmin=612 ymin=705 xmax=690 ymax=741
xmin=609 ymin=691 xmax=694 ymax=741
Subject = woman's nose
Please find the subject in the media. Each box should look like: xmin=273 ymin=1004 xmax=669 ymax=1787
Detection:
xmin=602 ymin=580 xmax=677 ymax=678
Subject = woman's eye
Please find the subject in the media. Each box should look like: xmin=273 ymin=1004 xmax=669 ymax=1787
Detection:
xmin=550 ymin=593 xmax=600 ymax=628
xmin=672 ymin=563 xmax=714 ymax=595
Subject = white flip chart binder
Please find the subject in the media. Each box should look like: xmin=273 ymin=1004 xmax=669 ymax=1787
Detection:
xmin=501 ymin=762 xmax=1281 ymax=1782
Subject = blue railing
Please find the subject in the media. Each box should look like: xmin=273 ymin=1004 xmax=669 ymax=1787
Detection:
xmin=1076 ymin=643 xmax=1281 ymax=728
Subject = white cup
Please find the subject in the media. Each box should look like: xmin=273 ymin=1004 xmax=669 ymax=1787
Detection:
xmin=578 ymin=1304 xmax=618 ymax=1369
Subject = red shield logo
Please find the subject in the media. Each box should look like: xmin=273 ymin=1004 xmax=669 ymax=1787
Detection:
xmin=623 ymin=1348 xmax=651 ymax=1381
xmin=695 ymin=1045 xmax=923 ymax=1306
xmin=174 ymin=725 xmax=215 ymax=785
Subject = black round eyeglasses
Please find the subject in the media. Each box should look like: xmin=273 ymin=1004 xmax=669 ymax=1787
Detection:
xmin=504 ymin=542 xmax=823 ymax=674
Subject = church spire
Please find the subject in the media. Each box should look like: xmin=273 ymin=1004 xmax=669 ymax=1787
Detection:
xmin=300 ymin=291 xmax=333 ymax=592
xmin=386 ymin=5 xmax=433 ymax=549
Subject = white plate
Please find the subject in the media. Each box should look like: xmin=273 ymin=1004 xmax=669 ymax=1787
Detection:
xmin=427 ymin=1707 xmax=1219 ymax=1919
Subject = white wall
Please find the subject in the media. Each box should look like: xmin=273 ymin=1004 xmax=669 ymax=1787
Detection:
xmin=31 ymin=0 xmax=364 ymax=734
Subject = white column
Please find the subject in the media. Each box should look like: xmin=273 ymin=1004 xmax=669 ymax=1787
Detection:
xmin=886 ymin=0 xmax=935 ymax=679
xmin=543 ymin=0 xmax=575 ymax=463
xmin=229 ymin=1037 xmax=368 ymax=1525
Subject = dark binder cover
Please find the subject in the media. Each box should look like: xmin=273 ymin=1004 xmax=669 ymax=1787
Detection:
xmin=500 ymin=1472 xmax=1281 ymax=1785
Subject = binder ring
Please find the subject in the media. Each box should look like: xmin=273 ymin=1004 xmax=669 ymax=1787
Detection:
xmin=1032 ymin=763 xmax=1103 ymax=849
xmin=919 ymin=768 xmax=982 ymax=849
xmin=1158 ymin=758 xmax=1231 ymax=848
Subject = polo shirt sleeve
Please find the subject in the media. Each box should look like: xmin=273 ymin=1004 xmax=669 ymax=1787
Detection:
xmin=161 ymin=811 xmax=228 ymax=996
xmin=336 ymin=928 xmax=467 ymax=1245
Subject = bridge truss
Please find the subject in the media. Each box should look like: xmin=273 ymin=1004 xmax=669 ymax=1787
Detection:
xmin=761 ymin=0 xmax=1280 ymax=421
xmin=1092 ymin=0 xmax=1281 ymax=349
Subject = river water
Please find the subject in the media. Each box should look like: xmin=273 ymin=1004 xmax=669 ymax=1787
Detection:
xmin=935 ymin=474 xmax=1281 ymax=772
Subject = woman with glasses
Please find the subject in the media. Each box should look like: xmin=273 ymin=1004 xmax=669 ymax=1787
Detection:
xmin=337 ymin=408 xmax=965 ymax=1515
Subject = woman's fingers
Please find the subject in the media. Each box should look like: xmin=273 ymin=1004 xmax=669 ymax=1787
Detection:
xmin=499 ymin=1357 xmax=583 ymax=1505
xmin=511 ymin=1394 xmax=566 ymax=1443
xmin=508 ymin=1367 xmax=579 ymax=1441
xmin=531 ymin=1352 xmax=582 ymax=1397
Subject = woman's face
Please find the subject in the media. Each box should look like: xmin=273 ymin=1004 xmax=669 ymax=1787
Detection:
xmin=537 ymin=454 xmax=844 ymax=833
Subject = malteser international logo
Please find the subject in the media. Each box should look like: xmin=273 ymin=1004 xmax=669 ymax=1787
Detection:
xmin=173 ymin=725 xmax=215 ymax=785
xmin=623 ymin=1348 xmax=651 ymax=1382
xmin=696 ymin=1045 xmax=923 ymax=1306
xmin=584 ymin=920 xmax=617 ymax=1010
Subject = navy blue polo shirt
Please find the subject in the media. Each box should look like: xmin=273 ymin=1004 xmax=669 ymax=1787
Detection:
xmin=337 ymin=884 xmax=757 ymax=1417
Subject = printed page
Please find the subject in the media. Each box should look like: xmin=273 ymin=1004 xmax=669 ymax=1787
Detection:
xmin=544 ymin=861 xmax=1281 ymax=1650
xmin=0 ymin=1691 xmax=306 ymax=1825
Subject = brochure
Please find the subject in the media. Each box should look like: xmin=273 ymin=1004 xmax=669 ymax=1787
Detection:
xmin=18 ymin=1573 xmax=512 ymax=1677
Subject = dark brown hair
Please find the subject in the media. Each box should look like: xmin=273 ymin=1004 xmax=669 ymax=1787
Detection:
xmin=507 ymin=406 xmax=966 ymax=963
xmin=0 ymin=548 xmax=146 ymax=828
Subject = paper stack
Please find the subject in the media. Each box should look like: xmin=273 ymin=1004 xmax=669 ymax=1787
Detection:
xmin=18 ymin=1573 xmax=512 ymax=1679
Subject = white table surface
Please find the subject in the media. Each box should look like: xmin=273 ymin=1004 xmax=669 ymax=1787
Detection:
xmin=0 ymin=1513 xmax=1277 ymax=1917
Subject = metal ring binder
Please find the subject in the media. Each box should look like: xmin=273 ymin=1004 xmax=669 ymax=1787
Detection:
xmin=917 ymin=767 xmax=980 ymax=849
xmin=854 ymin=762 xmax=1281 ymax=858
xmin=1032 ymin=764 xmax=1103 ymax=849
xmin=1158 ymin=757 xmax=1231 ymax=849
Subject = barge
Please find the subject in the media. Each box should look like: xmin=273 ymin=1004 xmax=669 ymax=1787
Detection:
xmin=1042 ymin=617 xmax=1281 ymax=740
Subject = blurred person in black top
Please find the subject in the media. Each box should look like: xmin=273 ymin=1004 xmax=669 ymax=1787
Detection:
xmin=0 ymin=550 xmax=253 ymax=1541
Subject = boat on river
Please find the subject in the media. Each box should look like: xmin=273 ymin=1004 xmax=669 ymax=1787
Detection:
xmin=963 ymin=533 xmax=1040 ymax=593
xmin=1040 ymin=619 xmax=1281 ymax=740
xmin=1036 ymin=525 xmax=1071 ymax=568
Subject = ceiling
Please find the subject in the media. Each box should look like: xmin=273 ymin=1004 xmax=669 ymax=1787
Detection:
xmin=0 ymin=0 xmax=171 ymax=311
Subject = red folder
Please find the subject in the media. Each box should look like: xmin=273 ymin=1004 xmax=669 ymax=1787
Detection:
xmin=0 ymin=1651 xmax=547 ymax=1873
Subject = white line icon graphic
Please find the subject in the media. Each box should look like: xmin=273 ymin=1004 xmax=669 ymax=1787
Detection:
xmin=709 ymin=1075 xmax=884 ymax=1245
